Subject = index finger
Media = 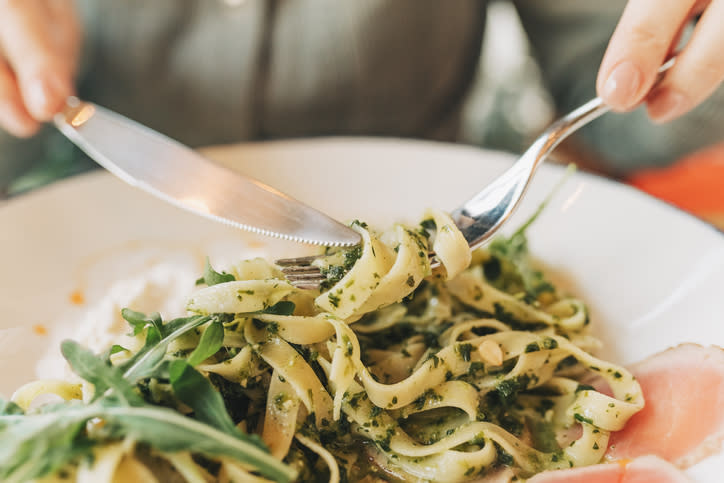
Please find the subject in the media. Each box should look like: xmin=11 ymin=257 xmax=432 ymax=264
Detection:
xmin=0 ymin=0 xmax=74 ymax=120
xmin=597 ymin=0 xmax=697 ymax=111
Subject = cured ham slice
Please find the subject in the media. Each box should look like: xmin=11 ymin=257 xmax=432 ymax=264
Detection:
xmin=606 ymin=344 xmax=724 ymax=468
xmin=527 ymin=455 xmax=690 ymax=483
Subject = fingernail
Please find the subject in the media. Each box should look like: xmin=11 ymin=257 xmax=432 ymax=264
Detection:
xmin=602 ymin=61 xmax=642 ymax=110
xmin=25 ymin=75 xmax=67 ymax=120
xmin=647 ymin=89 xmax=688 ymax=124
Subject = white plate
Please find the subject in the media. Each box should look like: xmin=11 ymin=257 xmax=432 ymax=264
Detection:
xmin=2 ymin=137 xmax=723 ymax=480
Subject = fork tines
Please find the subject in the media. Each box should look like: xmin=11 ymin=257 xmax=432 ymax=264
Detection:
xmin=276 ymin=255 xmax=325 ymax=290
xmin=275 ymin=255 xmax=319 ymax=267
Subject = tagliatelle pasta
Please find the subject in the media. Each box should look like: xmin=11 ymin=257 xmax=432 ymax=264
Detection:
xmin=4 ymin=210 xmax=644 ymax=483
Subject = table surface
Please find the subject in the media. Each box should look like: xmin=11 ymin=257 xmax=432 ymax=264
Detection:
xmin=628 ymin=142 xmax=724 ymax=231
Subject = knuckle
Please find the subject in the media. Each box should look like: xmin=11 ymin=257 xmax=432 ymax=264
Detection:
xmin=623 ymin=24 xmax=671 ymax=53
xmin=17 ymin=51 xmax=58 ymax=80
xmin=688 ymin=58 xmax=724 ymax=84
xmin=666 ymin=56 xmax=724 ymax=102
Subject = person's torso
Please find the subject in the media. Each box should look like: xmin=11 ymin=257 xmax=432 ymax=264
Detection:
xmin=77 ymin=0 xmax=487 ymax=147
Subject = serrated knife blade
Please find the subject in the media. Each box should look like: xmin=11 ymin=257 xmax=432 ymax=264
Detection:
xmin=54 ymin=98 xmax=360 ymax=247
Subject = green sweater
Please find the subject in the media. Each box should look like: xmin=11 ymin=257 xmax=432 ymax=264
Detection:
xmin=1 ymin=0 xmax=722 ymax=193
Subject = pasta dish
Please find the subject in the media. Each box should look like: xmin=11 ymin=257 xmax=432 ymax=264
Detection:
xmin=1 ymin=210 xmax=644 ymax=482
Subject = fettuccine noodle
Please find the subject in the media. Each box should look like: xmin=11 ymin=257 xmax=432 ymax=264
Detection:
xmin=11 ymin=210 xmax=643 ymax=482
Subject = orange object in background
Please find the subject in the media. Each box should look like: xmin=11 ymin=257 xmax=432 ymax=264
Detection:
xmin=69 ymin=290 xmax=85 ymax=305
xmin=628 ymin=143 xmax=724 ymax=229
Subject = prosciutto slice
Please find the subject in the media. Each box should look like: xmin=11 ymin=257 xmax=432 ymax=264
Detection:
xmin=523 ymin=344 xmax=723 ymax=483
xmin=527 ymin=455 xmax=690 ymax=483
xmin=605 ymin=344 xmax=724 ymax=468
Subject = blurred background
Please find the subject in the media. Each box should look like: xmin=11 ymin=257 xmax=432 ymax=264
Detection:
xmin=3 ymin=0 xmax=723 ymax=228
xmin=459 ymin=2 xmax=724 ymax=229
xmin=10 ymin=1 xmax=554 ymax=196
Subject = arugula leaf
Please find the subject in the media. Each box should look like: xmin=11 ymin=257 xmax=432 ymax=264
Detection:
xmin=169 ymin=360 xmax=254 ymax=441
xmin=116 ymin=327 xmax=163 ymax=381
xmin=109 ymin=344 xmax=129 ymax=355
xmin=0 ymin=398 xmax=24 ymax=416
xmin=0 ymin=400 xmax=294 ymax=483
xmin=61 ymin=340 xmax=144 ymax=406
xmin=121 ymin=315 xmax=210 ymax=383
xmin=488 ymin=232 xmax=555 ymax=300
xmin=0 ymin=402 xmax=94 ymax=483
xmin=201 ymin=257 xmax=235 ymax=286
xmin=485 ymin=165 xmax=576 ymax=300
xmin=262 ymin=300 xmax=296 ymax=316
xmin=187 ymin=321 xmax=224 ymax=366
xmin=99 ymin=343 xmax=130 ymax=362
xmin=486 ymin=200 xmax=561 ymax=299
xmin=1 ymin=309 xmax=296 ymax=483
xmin=121 ymin=308 xmax=164 ymax=337
xmin=1 ymin=400 xmax=295 ymax=483
xmin=104 ymin=404 xmax=293 ymax=482
xmin=163 ymin=314 xmax=210 ymax=334
xmin=121 ymin=308 xmax=148 ymax=335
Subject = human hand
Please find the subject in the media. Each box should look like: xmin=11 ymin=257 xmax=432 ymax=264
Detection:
xmin=0 ymin=0 xmax=81 ymax=137
xmin=597 ymin=0 xmax=724 ymax=123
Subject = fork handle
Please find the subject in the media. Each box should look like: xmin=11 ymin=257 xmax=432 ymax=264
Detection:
xmin=452 ymin=56 xmax=677 ymax=251
xmin=532 ymin=55 xmax=678 ymax=174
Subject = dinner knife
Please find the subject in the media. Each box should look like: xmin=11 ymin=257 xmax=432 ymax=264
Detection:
xmin=54 ymin=97 xmax=361 ymax=247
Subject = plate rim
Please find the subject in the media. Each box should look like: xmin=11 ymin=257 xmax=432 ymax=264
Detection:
xmin=2 ymin=136 xmax=722 ymax=480
xmin=4 ymin=136 xmax=723 ymax=243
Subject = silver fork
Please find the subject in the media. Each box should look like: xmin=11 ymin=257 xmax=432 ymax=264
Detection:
xmin=278 ymin=58 xmax=676 ymax=290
